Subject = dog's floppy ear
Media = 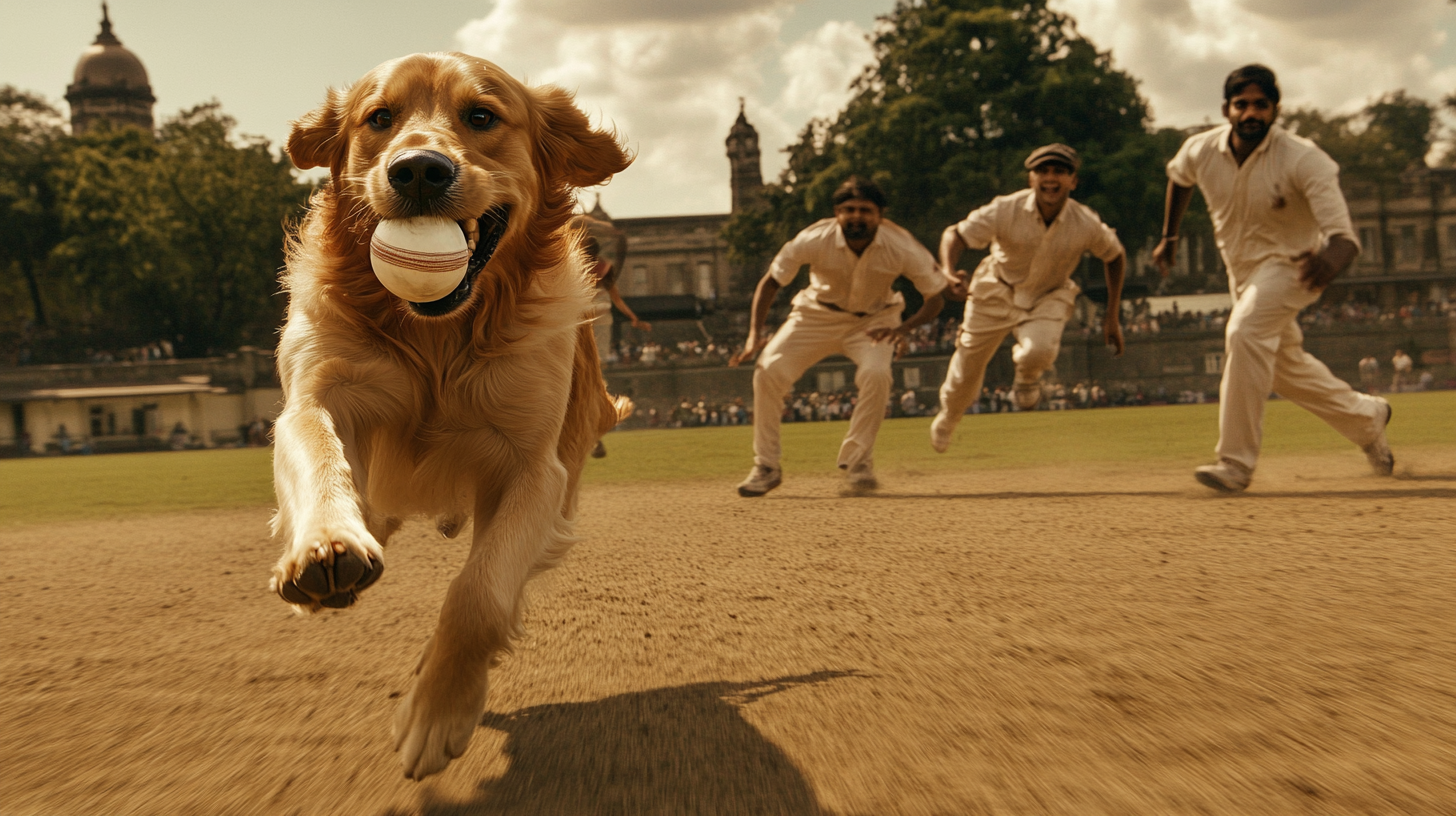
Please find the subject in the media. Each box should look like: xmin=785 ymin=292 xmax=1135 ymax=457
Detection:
xmin=286 ymin=88 xmax=347 ymax=172
xmin=531 ymin=86 xmax=633 ymax=189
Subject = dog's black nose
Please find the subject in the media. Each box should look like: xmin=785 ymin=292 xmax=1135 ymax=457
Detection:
xmin=387 ymin=150 xmax=456 ymax=203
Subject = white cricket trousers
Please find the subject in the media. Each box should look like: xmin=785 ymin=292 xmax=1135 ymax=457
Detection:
xmin=937 ymin=287 xmax=1071 ymax=421
xmin=591 ymin=293 xmax=612 ymax=362
xmin=1217 ymin=259 xmax=1386 ymax=471
xmin=753 ymin=304 xmax=897 ymax=471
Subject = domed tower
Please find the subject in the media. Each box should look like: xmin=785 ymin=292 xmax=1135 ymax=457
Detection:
xmin=725 ymin=98 xmax=763 ymax=213
xmin=65 ymin=3 xmax=155 ymax=136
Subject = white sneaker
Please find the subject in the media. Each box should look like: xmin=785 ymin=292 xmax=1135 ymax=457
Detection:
xmin=1194 ymin=459 xmax=1252 ymax=493
xmin=842 ymin=462 xmax=879 ymax=492
xmin=929 ymin=411 xmax=955 ymax=453
xmin=1362 ymin=399 xmax=1394 ymax=476
xmin=737 ymin=464 xmax=782 ymax=497
xmin=1013 ymin=382 xmax=1042 ymax=410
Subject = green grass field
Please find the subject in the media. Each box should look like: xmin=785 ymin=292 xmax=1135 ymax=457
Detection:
xmin=1 ymin=390 xmax=1450 ymax=527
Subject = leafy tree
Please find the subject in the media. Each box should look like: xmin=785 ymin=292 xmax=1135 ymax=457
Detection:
xmin=42 ymin=103 xmax=308 ymax=359
xmin=1284 ymin=91 xmax=1437 ymax=183
xmin=0 ymin=87 xmax=66 ymax=333
xmin=724 ymin=0 xmax=1204 ymax=301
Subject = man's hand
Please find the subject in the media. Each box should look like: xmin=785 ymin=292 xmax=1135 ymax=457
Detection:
xmin=1103 ymin=313 xmax=1124 ymax=357
xmin=1295 ymin=236 xmax=1359 ymax=291
xmin=729 ymin=333 xmax=768 ymax=367
xmin=941 ymin=269 xmax=969 ymax=302
xmin=1152 ymin=236 xmax=1177 ymax=277
xmin=1294 ymin=251 xmax=1338 ymax=291
xmin=867 ymin=326 xmax=909 ymax=359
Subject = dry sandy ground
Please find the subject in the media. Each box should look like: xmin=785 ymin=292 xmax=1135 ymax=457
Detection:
xmin=1 ymin=450 xmax=1453 ymax=816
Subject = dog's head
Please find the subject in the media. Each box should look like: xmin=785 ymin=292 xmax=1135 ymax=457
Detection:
xmin=287 ymin=52 xmax=630 ymax=319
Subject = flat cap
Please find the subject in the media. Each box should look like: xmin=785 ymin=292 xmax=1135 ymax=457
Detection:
xmin=1024 ymin=143 xmax=1081 ymax=171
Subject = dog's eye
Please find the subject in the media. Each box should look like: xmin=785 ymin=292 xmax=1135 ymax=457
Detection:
xmin=367 ymin=109 xmax=393 ymax=130
xmin=467 ymin=107 xmax=497 ymax=130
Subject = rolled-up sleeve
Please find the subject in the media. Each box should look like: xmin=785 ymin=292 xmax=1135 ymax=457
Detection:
xmin=1166 ymin=139 xmax=1199 ymax=188
xmin=954 ymin=201 xmax=1000 ymax=250
xmin=767 ymin=232 xmax=810 ymax=285
xmin=1296 ymin=151 xmax=1360 ymax=252
xmin=902 ymin=241 xmax=945 ymax=297
xmin=1090 ymin=221 xmax=1125 ymax=262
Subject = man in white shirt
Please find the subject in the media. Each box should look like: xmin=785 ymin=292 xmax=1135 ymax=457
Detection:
xmin=1156 ymin=64 xmax=1392 ymax=492
xmin=730 ymin=177 xmax=947 ymax=496
xmin=929 ymin=143 xmax=1127 ymax=453
xmin=1390 ymin=349 xmax=1413 ymax=393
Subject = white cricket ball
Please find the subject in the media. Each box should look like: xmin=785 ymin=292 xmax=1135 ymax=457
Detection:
xmin=369 ymin=217 xmax=470 ymax=303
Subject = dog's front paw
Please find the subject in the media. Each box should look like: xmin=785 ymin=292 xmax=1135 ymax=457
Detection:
xmin=393 ymin=662 xmax=488 ymax=780
xmin=271 ymin=527 xmax=384 ymax=610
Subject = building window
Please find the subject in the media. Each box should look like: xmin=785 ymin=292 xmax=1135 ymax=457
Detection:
xmin=817 ymin=370 xmax=846 ymax=392
xmin=1446 ymin=225 xmax=1456 ymax=257
xmin=666 ymin=263 xmax=690 ymax=295
xmin=631 ymin=264 xmax=648 ymax=293
xmin=1359 ymin=227 xmax=1377 ymax=260
xmin=695 ymin=261 xmax=715 ymax=300
xmin=1397 ymin=225 xmax=1418 ymax=264
xmin=902 ymin=367 xmax=921 ymax=389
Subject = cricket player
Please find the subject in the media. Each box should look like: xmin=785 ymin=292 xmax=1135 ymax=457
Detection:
xmin=1156 ymin=64 xmax=1392 ymax=492
xmin=930 ymin=143 xmax=1127 ymax=453
xmin=730 ymin=176 xmax=946 ymax=496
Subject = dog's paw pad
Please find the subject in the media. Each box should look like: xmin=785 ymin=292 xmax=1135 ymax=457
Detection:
xmin=277 ymin=546 xmax=383 ymax=608
xmin=297 ymin=561 xmax=332 ymax=596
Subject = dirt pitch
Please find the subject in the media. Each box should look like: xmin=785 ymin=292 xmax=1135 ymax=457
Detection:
xmin=1 ymin=448 xmax=1453 ymax=816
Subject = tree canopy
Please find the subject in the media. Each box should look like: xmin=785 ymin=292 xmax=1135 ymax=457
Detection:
xmin=0 ymin=92 xmax=309 ymax=363
xmin=726 ymin=0 xmax=1183 ymax=287
xmin=1284 ymin=91 xmax=1438 ymax=184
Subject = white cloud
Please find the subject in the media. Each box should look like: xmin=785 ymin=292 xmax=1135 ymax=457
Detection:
xmin=1052 ymin=0 xmax=1456 ymax=127
xmin=454 ymin=0 xmax=871 ymax=217
xmin=778 ymin=20 xmax=874 ymax=121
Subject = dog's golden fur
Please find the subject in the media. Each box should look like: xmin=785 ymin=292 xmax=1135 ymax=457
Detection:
xmin=269 ymin=52 xmax=631 ymax=780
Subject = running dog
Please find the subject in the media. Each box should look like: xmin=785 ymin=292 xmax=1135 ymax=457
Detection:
xmin=270 ymin=52 xmax=631 ymax=780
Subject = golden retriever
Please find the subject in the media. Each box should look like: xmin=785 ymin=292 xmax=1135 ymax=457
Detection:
xmin=271 ymin=52 xmax=631 ymax=780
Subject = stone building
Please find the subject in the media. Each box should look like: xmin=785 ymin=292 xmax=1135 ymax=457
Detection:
xmin=1338 ymin=165 xmax=1456 ymax=309
xmin=65 ymin=4 xmax=155 ymax=135
xmin=597 ymin=101 xmax=766 ymax=328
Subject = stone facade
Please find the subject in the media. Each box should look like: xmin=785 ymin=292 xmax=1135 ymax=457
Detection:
xmin=1338 ymin=165 xmax=1456 ymax=308
xmin=604 ymin=103 xmax=766 ymax=310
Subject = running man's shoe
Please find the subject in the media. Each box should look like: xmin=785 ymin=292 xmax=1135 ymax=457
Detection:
xmin=929 ymin=411 xmax=955 ymax=454
xmin=842 ymin=462 xmax=879 ymax=492
xmin=737 ymin=465 xmax=782 ymax=497
xmin=1013 ymin=382 xmax=1042 ymax=410
xmin=1362 ymin=398 xmax=1394 ymax=476
xmin=1194 ymin=459 xmax=1252 ymax=493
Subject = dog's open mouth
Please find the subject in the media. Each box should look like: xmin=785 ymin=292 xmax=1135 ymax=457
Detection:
xmin=406 ymin=205 xmax=511 ymax=317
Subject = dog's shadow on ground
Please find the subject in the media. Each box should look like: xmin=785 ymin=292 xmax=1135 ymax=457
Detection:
xmin=413 ymin=670 xmax=858 ymax=816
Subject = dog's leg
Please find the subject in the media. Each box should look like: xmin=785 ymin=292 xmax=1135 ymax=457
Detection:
xmin=393 ymin=459 xmax=573 ymax=780
xmin=270 ymin=401 xmax=385 ymax=611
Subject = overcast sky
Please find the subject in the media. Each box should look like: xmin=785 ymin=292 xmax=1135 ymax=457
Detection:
xmin=4 ymin=1 xmax=1455 ymax=218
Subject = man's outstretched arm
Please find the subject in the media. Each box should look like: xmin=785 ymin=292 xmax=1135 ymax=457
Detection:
xmin=729 ymin=273 xmax=782 ymax=367
xmin=1102 ymin=253 xmax=1126 ymax=357
xmin=938 ymin=226 xmax=970 ymax=301
xmin=1153 ymin=182 xmax=1194 ymax=276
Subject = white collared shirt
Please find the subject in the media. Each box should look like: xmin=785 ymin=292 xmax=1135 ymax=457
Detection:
xmin=954 ymin=188 xmax=1124 ymax=310
xmin=768 ymin=217 xmax=942 ymax=315
xmin=1167 ymin=123 xmax=1359 ymax=281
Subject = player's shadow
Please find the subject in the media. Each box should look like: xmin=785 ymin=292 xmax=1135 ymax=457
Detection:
xmin=415 ymin=670 xmax=858 ymax=816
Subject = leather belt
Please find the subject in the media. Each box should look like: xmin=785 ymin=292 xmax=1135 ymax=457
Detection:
xmin=817 ymin=298 xmax=876 ymax=318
